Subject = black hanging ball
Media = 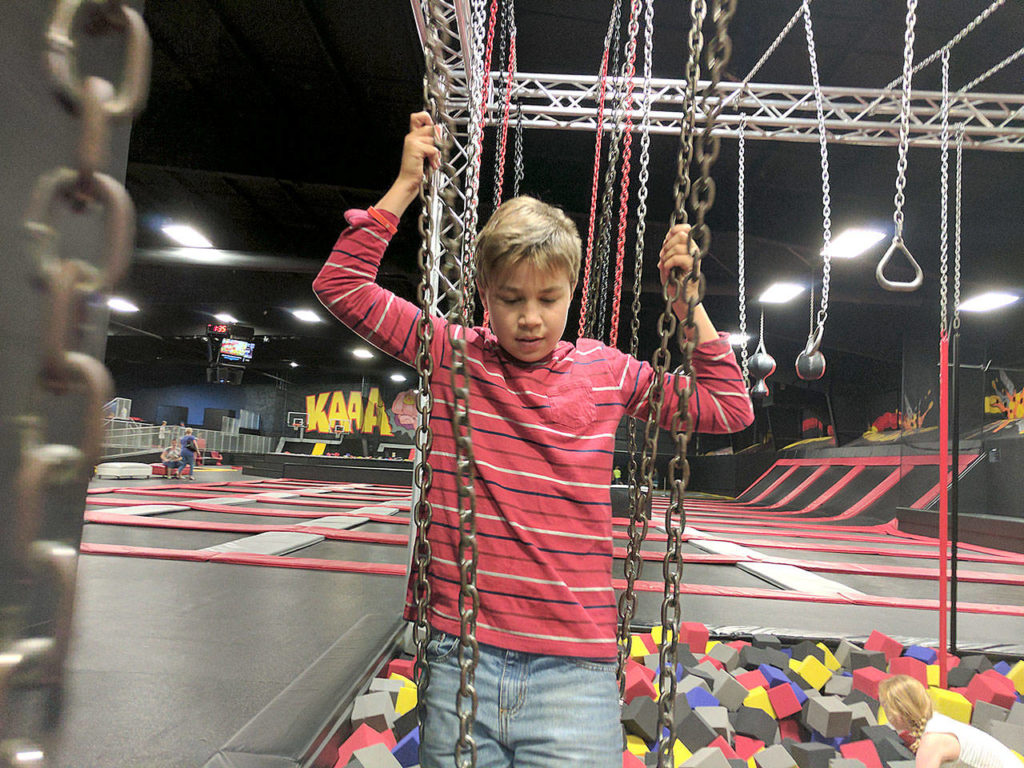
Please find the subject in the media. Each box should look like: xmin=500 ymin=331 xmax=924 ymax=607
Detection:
xmin=795 ymin=350 xmax=827 ymax=381
xmin=748 ymin=351 xmax=777 ymax=381
xmin=751 ymin=378 xmax=770 ymax=400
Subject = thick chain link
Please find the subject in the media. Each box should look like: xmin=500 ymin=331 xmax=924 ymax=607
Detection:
xmin=802 ymin=0 xmax=832 ymax=333
xmin=939 ymin=50 xmax=950 ymax=333
xmin=419 ymin=3 xmax=480 ymax=765
xmin=618 ymin=0 xmax=655 ymax=689
xmin=2 ymin=2 xmax=150 ymax=763
xmin=736 ymin=117 xmax=748 ymax=383
xmin=892 ymin=0 xmax=918 ymax=241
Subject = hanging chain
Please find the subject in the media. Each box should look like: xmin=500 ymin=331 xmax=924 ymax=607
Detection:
xmin=418 ymin=2 xmax=480 ymax=766
xmin=3 ymin=2 xmax=150 ymax=763
xmin=736 ymin=116 xmax=749 ymax=383
xmin=512 ymin=102 xmax=524 ymax=197
xmin=802 ymin=0 xmax=832 ymax=334
xmin=958 ymin=43 xmax=1024 ymax=93
xmin=458 ymin=0 xmax=492 ymax=325
xmin=953 ymin=124 xmax=964 ymax=330
xmin=892 ymin=0 xmax=918 ymax=242
xmin=618 ymin=0 xmax=655 ymax=689
xmin=939 ymin=50 xmax=950 ymax=333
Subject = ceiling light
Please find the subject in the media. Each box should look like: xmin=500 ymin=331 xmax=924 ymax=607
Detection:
xmin=822 ymin=227 xmax=886 ymax=259
xmin=161 ymin=224 xmax=213 ymax=248
xmin=352 ymin=348 xmax=374 ymax=359
xmin=390 ymin=373 xmax=407 ymax=382
xmin=727 ymin=332 xmax=749 ymax=347
xmin=291 ymin=309 xmax=321 ymax=323
xmin=959 ymin=291 xmax=1020 ymax=313
xmin=214 ymin=313 xmax=238 ymax=323
xmin=107 ymin=297 xmax=139 ymax=313
xmin=758 ymin=282 xmax=804 ymax=304
xmin=289 ymin=361 xmax=299 ymax=368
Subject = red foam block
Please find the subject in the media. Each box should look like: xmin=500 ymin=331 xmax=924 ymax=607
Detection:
xmin=840 ymin=740 xmax=882 ymax=768
xmin=337 ymin=723 xmax=396 ymax=767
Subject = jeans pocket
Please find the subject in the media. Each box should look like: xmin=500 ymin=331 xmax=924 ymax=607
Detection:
xmin=569 ymin=657 xmax=617 ymax=674
xmin=425 ymin=631 xmax=460 ymax=663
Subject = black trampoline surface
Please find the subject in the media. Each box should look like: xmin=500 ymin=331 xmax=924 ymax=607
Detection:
xmin=60 ymin=461 xmax=1024 ymax=766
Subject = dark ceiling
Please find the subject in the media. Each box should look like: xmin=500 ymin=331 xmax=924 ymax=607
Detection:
xmin=107 ymin=0 xmax=1024 ymax=390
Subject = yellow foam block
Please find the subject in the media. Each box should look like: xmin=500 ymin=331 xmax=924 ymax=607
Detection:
xmin=627 ymin=734 xmax=649 ymax=757
xmin=650 ymin=626 xmax=675 ymax=645
xmin=395 ymin=684 xmax=417 ymax=715
xmin=706 ymin=640 xmax=721 ymax=653
xmin=631 ymin=635 xmax=652 ymax=658
xmin=388 ymin=673 xmax=414 ymax=687
xmin=929 ymin=687 xmax=972 ymax=723
xmin=815 ymin=642 xmax=841 ymax=672
xmin=743 ymin=686 xmax=777 ymax=719
xmin=926 ymin=665 xmax=941 ymax=688
xmin=794 ymin=655 xmax=832 ymax=691
xmin=673 ymin=739 xmax=693 ymax=768
xmin=1007 ymin=660 xmax=1024 ymax=695
xmin=1011 ymin=750 xmax=1023 ymax=765
xmin=878 ymin=706 xmax=889 ymax=726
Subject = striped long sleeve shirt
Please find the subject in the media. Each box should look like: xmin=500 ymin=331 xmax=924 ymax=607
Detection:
xmin=313 ymin=208 xmax=754 ymax=660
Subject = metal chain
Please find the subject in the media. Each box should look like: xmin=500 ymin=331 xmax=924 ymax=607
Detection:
xmin=618 ymin=0 xmax=655 ymax=690
xmin=892 ymin=0 xmax=918 ymax=242
xmin=939 ymin=50 xmax=950 ymax=333
xmin=885 ymin=0 xmax=1005 ymax=90
xmin=802 ymin=0 xmax=832 ymax=333
xmin=512 ymin=102 xmax=524 ymax=197
xmin=736 ymin=116 xmax=749 ymax=383
xmin=458 ymin=0 xmax=491 ymax=325
xmin=418 ymin=3 xmax=480 ymax=766
xmin=953 ymin=123 xmax=964 ymax=330
xmin=3 ymin=2 xmax=150 ymax=763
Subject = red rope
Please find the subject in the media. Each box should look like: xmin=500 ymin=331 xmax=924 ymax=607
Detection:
xmin=475 ymin=0 xmax=500 ymax=331
xmin=609 ymin=0 xmax=640 ymax=348
xmin=494 ymin=33 xmax=517 ymax=204
xmin=578 ymin=47 xmax=612 ymax=339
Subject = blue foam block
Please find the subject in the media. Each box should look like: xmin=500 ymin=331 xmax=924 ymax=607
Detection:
xmin=903 ymin=645 xmax=937 ymax=664
xmin=686 ymin=688 xmax=721 ymax=709
xmin=760 ymin=664 xmax=790 ymax=688
xmin=392 ymin=726 xmax=420 ymax=768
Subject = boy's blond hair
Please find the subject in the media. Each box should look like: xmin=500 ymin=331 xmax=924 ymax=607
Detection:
xmin=878 ymin=675 xmax=933 ymax=752
xmin=475 ymin=196 xmax=581 ymax=290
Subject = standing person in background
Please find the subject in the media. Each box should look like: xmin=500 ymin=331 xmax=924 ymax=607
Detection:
xmin=158 ymin=420 xmax=168 ymax=445
xmin=879 ymin=675 xmax=1022 ymax=768
xmin=180 ymin=427 xmax=200 ymax=480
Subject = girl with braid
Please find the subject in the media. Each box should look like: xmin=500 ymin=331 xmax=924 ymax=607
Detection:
xmin=879 ymin=675 xmax=1022 ymax=768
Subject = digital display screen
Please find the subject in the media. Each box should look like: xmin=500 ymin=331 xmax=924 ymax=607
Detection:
xmin=207 ymin=323 xmax=231 ymax=335
xmin=218 ymin=338 xmax=255 ymax=364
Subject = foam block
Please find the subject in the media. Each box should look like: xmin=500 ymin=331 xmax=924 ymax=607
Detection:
xmin=681 ymin=622 xmax=711 ymax=655
xmin=863 ymin=632 xmax=903 ymax=663
xmin=834 ymin=640 xmax=860 ymax=670
xmin=791 ymin=641 xmax=827 ymax=664
xmin=732 ymin=705 xmax=781 ymax=745
xmin=391 ymin=727 xmax=420 ymax=768
xmin=624 ymin=749 xmax=646 ymax=768
xmin=696 ymin=706 xmax=734 ymax=740
xmin=1007 ymin=661 xmax=1024 ymax=695
xmin=887 ymin=656 xmax=928 ymax=687
xmin=806 ymin=697 xmax=853 ymax=739
xmin=679 ymin=710 xmax=721 ymax=751
xmin=851 ymin=667 xmax=887 ymax=700
xmin=794 ymin=656 xmax=833 ymax=692
xmin=966 ymin=670 xmax=1017 ymax=710
xmin=714 ymin=674 xmax=753 ymax=711
xmin=351 ymin=691 xmax=397 ymax=732
xmin=385 ymin=658 xmax=415 ymax=679
xmin=623 ymin=695 xmax=660 ymax=744
xmin=745 ymin=687 xmax=778 ymax=719
xmin=987 ymin=720 xmax=1024 ymax=754
xmin=683 ymin=746 xmax=733 ymax=768
xmin=902 ymin=645 xmax=937 ymax=665
xmin=707 ymin=735 xmax=739 ymax=760
xmin=347 ymin=742 xmax=402 ymax=768
xmin=824 ymin=676 xmax=853 ymax=698
xmin=929 ymin=686 xmax=973 ymax=723
xmin=708 ymin=643 xmax=742 ymax=672
xmin=847 ymin=649 xmax=887 ymax=673
xmin=338 ymin=724 xmax=398 ymax=767
xmin=753 ymin=744 xmax=798 ymax=768
xmin=790 ymin=741 xmax=835 ymax=768
xmin=737 ymin=670 xmax=771 ymax=691
xmin=971 ymin=699 xmax=1010 ymax=731
xmin=769 ymin=683 xmax=803 ymax=720
xmin=838 ymin=740 xmax=882 ymax=768
xmin=733 ymin=734 xmax=765 ymax=761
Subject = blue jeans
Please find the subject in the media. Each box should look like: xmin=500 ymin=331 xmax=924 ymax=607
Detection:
xmin=181 ymin=451 xmax=196 ymax=474
xmin=420 ymin=632 xmax=622 ymax=768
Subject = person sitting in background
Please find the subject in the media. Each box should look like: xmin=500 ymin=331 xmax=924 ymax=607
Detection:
xmin=160 ymin=444 xmax=183 ymax=479
xmin=879 ymin=675 xmax=1022 ymax=768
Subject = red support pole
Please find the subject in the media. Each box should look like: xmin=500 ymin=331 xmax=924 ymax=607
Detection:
xmin=938 ymin=331 xmax=950 ymax=687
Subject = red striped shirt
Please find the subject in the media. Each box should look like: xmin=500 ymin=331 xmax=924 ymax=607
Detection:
xmin=313 ymin=208 xmax=754 ymax=659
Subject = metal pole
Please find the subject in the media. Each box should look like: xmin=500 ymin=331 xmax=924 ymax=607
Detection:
xmin=949 ymin=330 xmax=960 ymax=652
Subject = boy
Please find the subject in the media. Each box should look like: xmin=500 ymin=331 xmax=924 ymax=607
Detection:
xmin=313 ymin=112 xmax=753 ymax=768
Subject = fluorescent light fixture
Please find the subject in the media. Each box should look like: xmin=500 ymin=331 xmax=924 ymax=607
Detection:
xmin=289 ymin=361 xmax=299 ymax=368
xmin=214 ymin=313 xmax=238 ymax=323
xmin=14 ymin=748 xmax=44 ymax=763
xmin=107 ymin=296 xmax=139 ymax=313
xmin=758 ymin=282 xmax=804 ymax=304
xmin=352 ymin=348 xmax=374 ymax=360
xmin=390 ymin=373 xmax=407 ymax=382
xmin=822 ymin=227 xmax=886 ymax=259
xmin=727 ymin=332 xmax=749 ymax=347
xmin=959 ymin=291 xmax=1020 ymax=313
xmin=291 ymin=309 xmax=322 ymax=323
xmin=161 ymin=224 xmax=213 ymax=248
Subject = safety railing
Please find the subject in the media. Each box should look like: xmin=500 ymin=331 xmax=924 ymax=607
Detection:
xmin=102 ymin=420 xmax=276 ymax=458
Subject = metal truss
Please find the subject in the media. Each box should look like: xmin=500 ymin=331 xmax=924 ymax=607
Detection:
xmin=485 ymin=73 xmax=1024 ymax=152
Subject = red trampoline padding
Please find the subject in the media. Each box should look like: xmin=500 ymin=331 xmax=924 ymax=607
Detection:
xmin=84 ymin=511 xmax=408 ymax=545
xmin=611 ymin=548 xmax=740 ymax=565
xmin=612 ymin=579 xmax=1024 ymax=617
xmin=80 ymin=542 xmax=407 ymax=575
xmin=183 ymin=502 xmax=409 ymax=525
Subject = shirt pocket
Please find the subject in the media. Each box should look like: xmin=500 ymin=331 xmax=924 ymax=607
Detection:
xmin=548 ymin=380 xmax=597 ymax=432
